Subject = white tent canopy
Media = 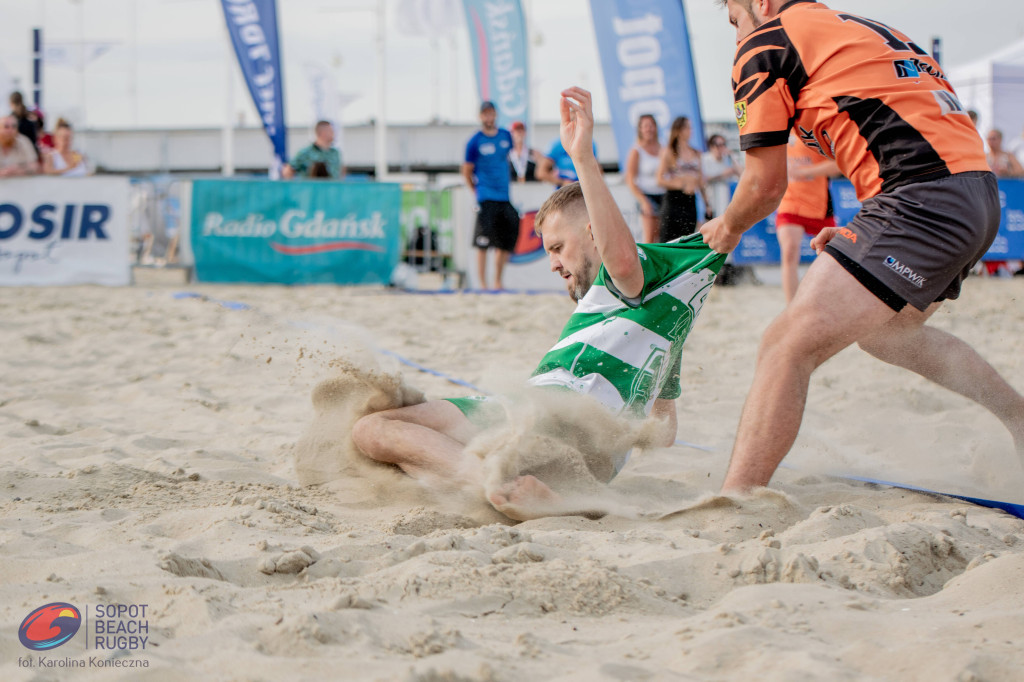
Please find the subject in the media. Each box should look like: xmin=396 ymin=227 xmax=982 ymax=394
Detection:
xmin=948 ymin=37 xmax=1024 ymax=140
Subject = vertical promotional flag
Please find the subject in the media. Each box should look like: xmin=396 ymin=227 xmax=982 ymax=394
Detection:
xmin=461 ymin=0 xmax=529 ymax=130
xmin=220 ymin=0 xmax=287 ymax=175
xmin=589 ymin=0 xmax=705 ymax=170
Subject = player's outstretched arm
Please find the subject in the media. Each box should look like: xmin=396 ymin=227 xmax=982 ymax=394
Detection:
xmin=560 ymin=86 xmax=643 ymax=298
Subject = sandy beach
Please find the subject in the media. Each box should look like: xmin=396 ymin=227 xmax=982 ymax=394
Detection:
xmin=2 ymin=273 xmax=1023 ymax=681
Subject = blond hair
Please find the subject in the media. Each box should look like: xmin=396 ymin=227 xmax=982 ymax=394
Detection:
xmin=535 ymin=182 xmax=587 ymax=234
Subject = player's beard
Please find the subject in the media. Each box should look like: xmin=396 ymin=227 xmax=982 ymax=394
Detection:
xmin=569 ymin=253 xmax=598 ymax=302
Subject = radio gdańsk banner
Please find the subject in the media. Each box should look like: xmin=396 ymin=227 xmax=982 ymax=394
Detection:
xmin=220 ymin=0 xmax=287 ymax=174
xmin=190 ymin=180 xmax=402 ymax=285
xmin=461 ymin=0 xmax=529 ymax=130
xmin=0 ymin=177 xmax=130 ymax=286
xmin=590 ymin=0 xmax=705 ymax=169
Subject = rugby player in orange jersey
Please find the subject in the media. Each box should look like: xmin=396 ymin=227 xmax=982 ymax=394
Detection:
xmin=701 ymin=0 xmax=1024 ymax=493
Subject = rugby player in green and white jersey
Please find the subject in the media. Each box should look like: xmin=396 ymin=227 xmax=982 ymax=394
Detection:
xmin=352 ymin=87 xmax=726 ymax=520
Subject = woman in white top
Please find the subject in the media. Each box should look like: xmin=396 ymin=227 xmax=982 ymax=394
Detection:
xmin=43 ymin=119 xmax=88 ymax=177
xmin=624 ymin=114 xmax=665 ymax=243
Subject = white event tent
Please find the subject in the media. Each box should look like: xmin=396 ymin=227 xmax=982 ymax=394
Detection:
xmin=948 ymin=37 xmax=1024 ymax=140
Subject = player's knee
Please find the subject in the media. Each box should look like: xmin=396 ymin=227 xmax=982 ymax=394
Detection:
xmin=759 ymin=310 xmax=830 ymax=367
xmin=351 ymin=413 xmax=385 ymax=460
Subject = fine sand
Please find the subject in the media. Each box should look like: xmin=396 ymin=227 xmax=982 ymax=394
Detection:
xmin=1 ymin=274 xmax=1023 ymax=681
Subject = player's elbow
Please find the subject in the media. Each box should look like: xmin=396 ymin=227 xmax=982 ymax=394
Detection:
xmin=756 ymin=175 xmax=788 ymax=208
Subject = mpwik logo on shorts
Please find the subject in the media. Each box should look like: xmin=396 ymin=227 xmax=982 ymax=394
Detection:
xmin=884 ymin=256 xmax=926 ymax=288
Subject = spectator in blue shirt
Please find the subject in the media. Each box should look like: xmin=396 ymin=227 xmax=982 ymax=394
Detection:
xmin=462 ymin=101 xmax=520 ymax=290
xmin=539 ymin=137 xmax=599 ymax=188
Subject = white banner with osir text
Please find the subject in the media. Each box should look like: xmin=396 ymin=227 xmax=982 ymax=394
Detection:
xmin=0 ymin=177 xmax=131 ymax=286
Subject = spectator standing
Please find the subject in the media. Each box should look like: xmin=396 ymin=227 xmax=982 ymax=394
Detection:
xmin=508 ymin=121 xmax=545 ymax=182
xmin=657 ymin=116 xmax=710 ymax=242
xmin=0 ymin=115 xmax=39 ymax=177
xmin=982 ymin=128 xmax=1022 ymax=276
xmin=462 ymin=101 xmax=519 ymax=290
xmin=776 ymin=133 xmax=840 ymax=302
xmin=986 ymin=129 xmax=1024 ymax=178
xmin=8 ymin=91 xmax=38 ymax=152
xmin=34 ymin=110 xmax=54 ymax=154
xmin=282 ymin=121 xmax=344 ymax=179
xmin=702 ymin=134 xmax=741 ymax=219
xmin=43 ymin=119 xmax=89 ymax=177
xmin=624 ymin=114 xmax=665 ymax=243
xmin=1007 ymin=124 xmax=1024 ymax=168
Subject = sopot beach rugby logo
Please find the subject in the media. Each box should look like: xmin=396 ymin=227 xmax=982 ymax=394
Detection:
xmin=19 ymin=603 xmax=82 ymax=651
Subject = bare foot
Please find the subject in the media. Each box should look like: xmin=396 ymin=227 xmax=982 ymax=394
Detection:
xmin=488 ymin=475 xmax=561 ymax=521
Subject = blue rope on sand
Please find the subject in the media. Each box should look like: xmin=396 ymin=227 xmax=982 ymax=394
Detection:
xmin=396 ymin=287 xmax=561 ymax=296
xmin=376 ymin=348 xmax=488 ymax=394
xmin=840 ymin=475 xmax=1024 ymax=520
xmin=172 ymin=291 xmax=251 ymax=310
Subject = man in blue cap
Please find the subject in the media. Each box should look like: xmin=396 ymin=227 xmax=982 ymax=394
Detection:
xmin=462 ymin=100 xmax=520 ymax=290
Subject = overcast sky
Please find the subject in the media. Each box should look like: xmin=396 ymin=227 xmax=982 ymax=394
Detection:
xmin=0 ymin=0 xmax=1022 ymax=131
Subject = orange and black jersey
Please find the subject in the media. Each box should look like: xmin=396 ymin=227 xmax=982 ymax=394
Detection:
xmin=731 ymin=0 xmax=989 ymax=201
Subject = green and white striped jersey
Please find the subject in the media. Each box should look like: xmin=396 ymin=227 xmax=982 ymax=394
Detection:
xmin=529 ymin=235 xmax=726 ymax=418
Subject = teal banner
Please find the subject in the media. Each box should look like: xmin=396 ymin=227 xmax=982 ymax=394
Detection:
xmin=190 ymin=179 xmax=402 ymax=284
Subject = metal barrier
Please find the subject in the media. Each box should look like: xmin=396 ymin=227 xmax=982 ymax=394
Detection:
xmin=396 ymin=184 xmax=465 ymax=289
xmin=129 ymin=175 xmax=187 ymax=266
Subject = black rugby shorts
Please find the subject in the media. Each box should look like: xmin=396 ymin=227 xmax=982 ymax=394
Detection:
xmin=473 ymin=200 xmax=520 ymax=252
xmin=824 ymin=171 xmax=1000 ymax=312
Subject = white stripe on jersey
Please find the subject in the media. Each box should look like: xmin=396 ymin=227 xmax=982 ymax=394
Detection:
xmin=527 ymin=368 xmax=626 ymax=413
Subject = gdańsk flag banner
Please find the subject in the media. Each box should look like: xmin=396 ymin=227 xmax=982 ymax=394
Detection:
xmin=220 ymin=0 xmax=288 ymax=175
xmin=589 ymin=0 xmax=705 ymax=170
xmin=461 ymin=0 xmax=529 ymax=130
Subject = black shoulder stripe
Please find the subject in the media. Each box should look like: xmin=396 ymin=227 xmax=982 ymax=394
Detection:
xmin=734 ymin=24 xmax=807 ymax=108
xmin=735 ymin=18 xmax=784 ymax=62
xmin=833 ymin=95 xmax=949 ymax=193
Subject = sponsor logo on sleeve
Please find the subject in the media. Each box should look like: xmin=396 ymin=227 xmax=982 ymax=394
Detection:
xmin=734 ymin=100 xmax=748 ymax=129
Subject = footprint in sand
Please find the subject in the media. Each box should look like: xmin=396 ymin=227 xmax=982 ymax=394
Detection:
xmin=158 ymin=553 xmax=226 ymax=581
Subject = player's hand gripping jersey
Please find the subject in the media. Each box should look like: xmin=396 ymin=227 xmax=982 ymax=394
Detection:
xmin=732 ymin=0 xmax=989 ymax=201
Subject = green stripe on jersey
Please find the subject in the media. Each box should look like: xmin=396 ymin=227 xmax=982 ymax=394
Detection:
xmin=529 ymin=235 xmax=726 ymax=417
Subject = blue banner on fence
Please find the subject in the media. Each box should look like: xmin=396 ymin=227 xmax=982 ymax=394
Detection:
xmin=989 ymin=179 xmax=1024 ymax=260
xmin=461 ymin=0 xmax=529 ymax=131
xmin=221 ymin=0 xmax=287 ymax=172
xmin=730 ymin=178 xmax=1024 ymax=265
xmin=590 ymin=0 xmax=705 ymax=170
xmin=190 ymin=179 xmax=402 ymax=284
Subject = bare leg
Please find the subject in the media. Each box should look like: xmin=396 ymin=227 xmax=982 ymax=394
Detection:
xmin=721 ymin=254 xmax=897 ymax=492
xmin=351 ymin=400 xmax=484 ymax=489
xmin=776 ymin=224 xmax=804 ymax=303
xmin=858 ymin=303 xmax=1024 ymax=450
xmin=476 ymin=248 xmax=488 ymax=290
xmin=492 ymin=249 xmax=511 ymax=290
xmin=641 ymin=213 xmax=659 ymax=244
